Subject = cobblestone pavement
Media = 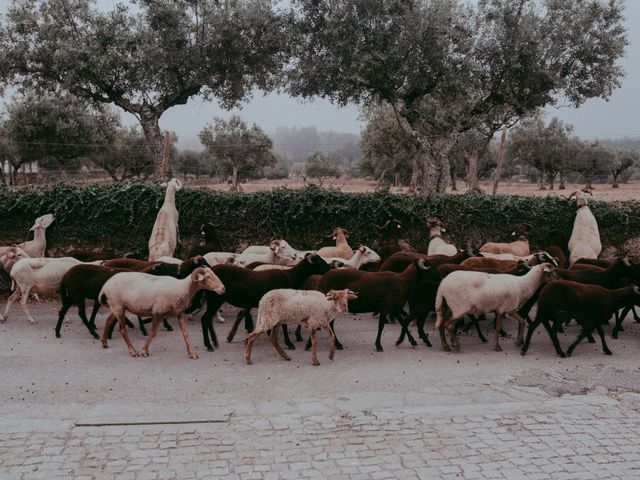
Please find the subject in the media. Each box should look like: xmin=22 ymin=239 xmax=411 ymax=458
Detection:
xmin=1 ymin=302 xmax=640 ymax=479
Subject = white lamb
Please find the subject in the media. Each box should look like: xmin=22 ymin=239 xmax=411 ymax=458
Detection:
xmin=320 ymin=245 xmax=381 ymax=269
xmin=148 ymin=178 xmax=182 ymax=261
xmin=99 ymin=267 xmax=225 ymax=359
xmin=426 ymin=217 xmax=457 ymax=256
xmin=0 ymin=256 xmax=97 ymax=324
xmin=567 ymin=190 xmax=601 ymax=265
xmin=244 ymin=288 xmax=357 ymax=366
xmin=435 ymin=263 xmax=558 ymax=352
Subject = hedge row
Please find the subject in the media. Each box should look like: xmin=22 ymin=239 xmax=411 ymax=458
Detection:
xmin=1 ymin=183 xmax=639 ymax=258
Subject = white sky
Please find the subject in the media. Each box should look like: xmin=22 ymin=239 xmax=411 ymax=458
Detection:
xmin=0 ymin=0 xmax=638 ymax=147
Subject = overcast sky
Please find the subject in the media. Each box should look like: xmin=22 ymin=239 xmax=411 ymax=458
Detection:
xmin=0 ymin=0 xmax=638 ymax=147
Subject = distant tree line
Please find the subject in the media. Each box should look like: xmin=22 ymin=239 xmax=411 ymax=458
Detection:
xmin=0 ymin=0 xmax=628 ymax=193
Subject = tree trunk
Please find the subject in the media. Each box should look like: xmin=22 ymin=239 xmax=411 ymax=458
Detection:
xmin=559 ymin=170 xmax=566 ymax=190
xmin=467 ymin=150 xmax=479 ymax=191
xmin=231 ymin=163 xmax=239 ymax=191
xmin=450 ymin=168 xmax=458 ymax=191
xmin=612 ymin=173 xmax=620 ymax=188
xmin=139 ymin=111 xmax=164 ymax=178
xmin=492 ymin=128 xmax=507 ymax=196
xmin=161 ymin=131 xmax=170 ymax=181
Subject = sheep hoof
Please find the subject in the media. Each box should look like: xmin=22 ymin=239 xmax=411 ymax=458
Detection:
xmin=395 ymin=339 xmax=403 ymax=347
xmin=520 ymin=348 xmax=527 ymax=356
xmin=285 ymin=343 xmax=296 ymax=351
xmin=226 ymin=336 xmax=233 ymax=343
xmin=91 ymin=332 xmax=99 ymax=340
xmin=0 ymin=315 xmax=6 ymax=323
xmin=329 ymin=352 xmax=335 ymax=361
xmin=612 ymin=332 xmax=619 ymax=339
xmin=515 ymin=339 xmax=523 ymax=347
xmin=245 ymin=357 xmax=252 ymax=365
xmin=312 ymin=361 xmax=320 ymax=366
xmin=207 ymin=346 xmax=214 ymax=352
xmin=141 ymin=351 xmax=149 ymax=357
xmin=189 ymin=353 xmax=199 ymax=360
xmin=375 ymin=345 xmax=383 ymax=352
xmin=604 ymin=349 xmax=613 ymax=356
xmin=424 ymin=338 xmax=432 ymax=348
xmin=55 ymin=331 xmax=61 ymax=339
xmin=442 ymin=345 xmax=451 ymax=352
xmin=283 ymin=356 xmax=291 ymax=362
xmin=102 ymin=343 xmax=109 ymax=349
xmin=494 ymin=345 xmax=502 ymax=352
xmin=130 ymin=352 xmax=139 ymax=358
xmin=335 ymin=343 xmax=344 ymax=351
xmin=560 ymin=351 xmax=568 ymax=358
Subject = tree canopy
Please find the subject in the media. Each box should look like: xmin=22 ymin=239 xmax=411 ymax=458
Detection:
xmin=0 ymin=0 xmax=291 ymax=176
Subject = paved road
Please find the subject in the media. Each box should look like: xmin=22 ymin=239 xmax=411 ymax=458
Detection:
xmin=1 ymin=301 xmax=639 ymax=479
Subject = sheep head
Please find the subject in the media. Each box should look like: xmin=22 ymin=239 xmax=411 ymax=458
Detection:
xmin=30 ymin=213 xmax=55 ymax=231
xmin=516 ymin=260 xmax=531 ymax=275
xmin=510 ymin=223 xmax=532 ymax=238
xmin=540 ymin=265 xmax=560 ymax=283
xmin=426 ymin=217 xmax=445 ymax=231
xmin=533 ymin=251 xmax=558 ymax=267
xmin=192 ymin=267 xmax=225 ymax=294
xmin=328 ymin=227 xmax=349 ymax=240
xmin=565 ymin=189 xmax=591 ymax=207
xmin=162 ymin=178 xmax=183 ymax=191
xmin=376 ymin=219 xmax=402 ymax=232
xmin=326 ymin=289 xmax=357 ymax=313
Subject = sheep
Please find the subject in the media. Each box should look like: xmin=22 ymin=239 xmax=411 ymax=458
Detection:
xmin=461 ymin=251 xmax=556 ymax=271
xmin=378 ymin=248 xmax=473 ymax=273
xmin=197 ymin=253 xmax=332 ymax=351
xmin=244 ymin=289 xmax=358 ymax=366
xmin=521 ymin=281 xmax=640 ymax=358
xmin=315 ymin=259 xmax=435 ymax=352
xmin=58 ymin=257 xmax=210 ymax=339
xmin=426 ymin=217 xmax=457 ymax=256
xmin=0 ymin=214 xmax=54 ymax=275
xmin=63 ymin=248 xmax=131 ymax=262
xmin=188 ymin=222 xmax=223 ymax=257
xmin=479 ymin=223 xmax=532 ymax=257
xmin=17 ymin=213 xmax=55 ymax=258
xmin=0 ymin=246 xmax=29 ymax=275
xmin=242 ymin=239 xmax=310 ymax=258
xmin=0 ymin=257 xmax=93 ymax=324
xmin=100 ymin=267 xmax=225 ymax=359
xmin=317 ymin=227 xmax=353 ymax=260
xmin=435 ymin=263 xmax=559 ymax=352
xmin=544 ymin=230 xmax=569 ymax=269
xmin=566 ymin=190 xmax=601 ymax=265
xmin=320 ymin=245 xmax=381 ymax=269
xmin=203 ymin=240 xmax=300 ymax=268
xmin=376 ymin=219 xmax=411 ymax=264
xmin=148 ymin=178 xmax=183 ymax=261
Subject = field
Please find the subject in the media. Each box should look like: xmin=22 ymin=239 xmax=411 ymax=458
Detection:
xmin=190 ymin=177 xmax=640 ymax=201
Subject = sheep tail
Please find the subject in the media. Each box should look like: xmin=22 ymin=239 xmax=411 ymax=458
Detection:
xmin=99 ymin=292 xmax=108 ymax=306
xmin=59 ymin=283 xmax=67 ymax=303
xmin=435 ymin=291 xmax=447 ymax=329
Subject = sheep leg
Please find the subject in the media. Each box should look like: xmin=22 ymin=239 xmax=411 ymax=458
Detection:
xmin=243 ymin=308 xmax=254 ymax=333
xmin=141 ymin=317 xmax=160 ymax=357
xmin=594 ymin=322 xmax=612 ymax=356
xmin=163 ymin=319 xmax=173 ymax=332
xmin=177 ymin=314 xmax=198 ymax=360
xmin=269 ymin=326 xmax=291 ymax=361
xmin=0 ymin=287 xmax=20 ymax=323
xmin=310 ymin=328 xmax=320 ymax=366
xmin=415 ymin=313 xmax=432 ymax=347
xmin=88 ymin=300 xmax=101 ymax=328
xmin=520 ymin=316 xmax=541 ymax=356
xmin=395 ymin=312 xmax=418 ymax=347
xmin=446 ymin=321 xmax=460 ymax=352
xmin=76 ymin=300 xmax=99 ymax=339
xmin=294 ymin=325 xmax=303 ymax=342
xmin=19 ymin=286 xmax=37 ymax=325
xmin=509 ymin=311 xmax=527 ymax=347
xmin=565 ymin=324 xmax=594 ymax=358
xmin=102 ymin=314 xmax=117 ymax=347
xmin=115 ymin=313 xmax=139 ymax=357
xmin=493 ymin=313 xmax=504 ymax=352
xmin=548 ymin=319 xmax=566 ymax=358
xmin=200 ymin=295 xmax=221 ymax=351
xmin=282 ymin=324 xmax=296 ymax=350
xmin=466 ymin=315 xmax=487 ymax=343
xmin=438 ymin=324 xmax=450 ymax=352
xmin=55 ymin=298 xmax=73 ymax=338
xmin=137 ymin=317 xmax=149 ymax=336
xmin=632 ymin=305 xmax=640 ymax=322
xmin=244 ymin=330 xmax=262 ymax=365
xmin=612 ymin=309 xmax=625 ymax=339
xmin=324 ymin=325 xmax=336 ymax=361
xmin=315 ymin=319 xmax=343 ymax=351
xmin=374 ymin=314 xmax=387 ymax=352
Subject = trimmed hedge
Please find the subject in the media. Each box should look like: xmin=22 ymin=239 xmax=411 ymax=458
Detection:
xmin=1 ymin=183 xmax=639 ymax=259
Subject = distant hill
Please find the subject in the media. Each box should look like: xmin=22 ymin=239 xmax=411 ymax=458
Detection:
xmin=271 ymin=126 xmax=361 ymax=164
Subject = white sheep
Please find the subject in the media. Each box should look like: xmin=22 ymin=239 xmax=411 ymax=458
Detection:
xmin=566 ymin=190 xmax=601 ymax=265
xmin=317 ymin=227 xmax=354 ymax=260
xmin=148 ymin=178 xmax=182 ymax=261
xmin=320 ymin=245 xmax=381 ymax=269
xmin=244 ymin=288 xmax=357 ymax=365
xmin=426 ymin=217 xmax=457 ymax=256
xmin=0 ymin=256 xmax=96 ymax=324
xmin=479 ymin=223 xmax=531 ymax=257
xmin=0 ymin=214 xmax=54 ymax=274
xmin=435 ymin=263 xmax=558 ymax=352
xmin=204 ymin=242 xmax=299 ymax=268
xmin=0 ymin=246 xmax=30 ymax=274
xmin=99 ymin=267 xmax=225 ymax=359
xmin=242 ymin=239 xmax=309 ymax=258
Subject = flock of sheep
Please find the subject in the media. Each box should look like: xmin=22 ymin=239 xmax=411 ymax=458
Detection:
xmin=0 ymin=179 xmax=638 ymax=366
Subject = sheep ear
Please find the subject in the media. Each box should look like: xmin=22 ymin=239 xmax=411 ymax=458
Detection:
xmin=633 ymin=285 xmax=640 ymax=295
xmin=325 ymin=291 xmax=335 ymax=301
xmin=623 ymin=257 xmax=631 ymax=267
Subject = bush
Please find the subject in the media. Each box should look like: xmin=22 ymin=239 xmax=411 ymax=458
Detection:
xmin=1 ymin=183 xmax=639 ymax=259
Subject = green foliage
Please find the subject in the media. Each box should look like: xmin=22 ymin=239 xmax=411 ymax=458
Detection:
xmin=1 ymin=183 xmax=639 ymax=259
xmin=304 ymin=151 xmax=343 ymax=179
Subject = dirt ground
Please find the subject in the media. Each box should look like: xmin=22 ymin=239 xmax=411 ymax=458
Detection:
xmin=192 ymin=177 xmax=640 ymax=201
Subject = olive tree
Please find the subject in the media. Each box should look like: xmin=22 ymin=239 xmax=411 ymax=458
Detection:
xmin=289 ymin=0 xmax=627 ymax=193
xmin=0 ymin=0 xmax=291 ymax=177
